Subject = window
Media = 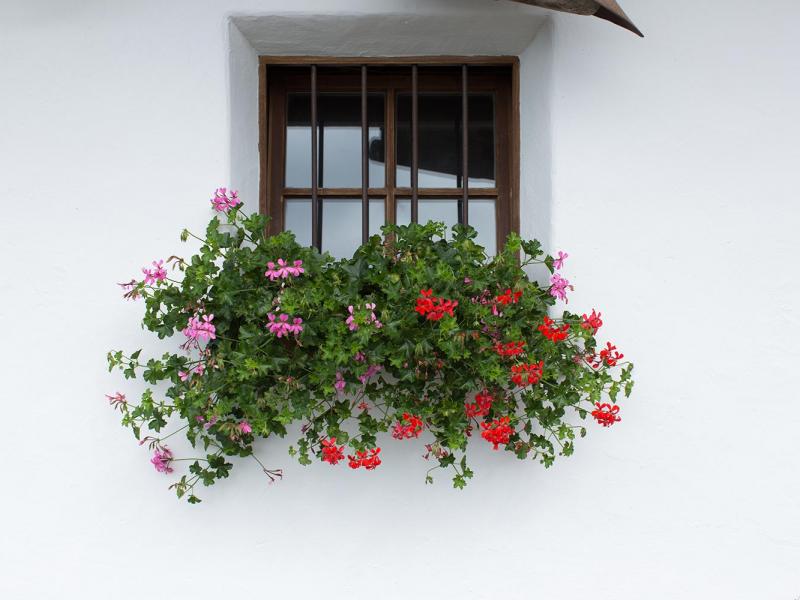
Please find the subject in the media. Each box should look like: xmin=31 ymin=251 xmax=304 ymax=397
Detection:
xmin=260 ymin=58 xmax=519 ymax=258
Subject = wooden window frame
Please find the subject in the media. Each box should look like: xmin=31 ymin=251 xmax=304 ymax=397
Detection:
xmin=258 ymin=56 xmax=520 ymax=248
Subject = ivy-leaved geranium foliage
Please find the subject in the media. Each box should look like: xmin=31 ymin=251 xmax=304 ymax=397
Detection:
xmin=107 ymin=189 xmax=634 ymax=503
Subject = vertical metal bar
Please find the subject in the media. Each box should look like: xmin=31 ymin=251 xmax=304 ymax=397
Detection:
xmin=385 ymin=88 xmax=396 ymax=227
xmin=411 ymin=64 xmax=419 ymax=224
xmin=310 ymin=65 xmax=321 ymax=250
xmin=361 ymin=65 xmax=369 ymax=244
xmin=455 ymin=118 xmax=463 ymax=222
xmin=461 ymin=64 xmax=469 ymax=226
xmin=318 ymin=118 xmax=325 ymax=188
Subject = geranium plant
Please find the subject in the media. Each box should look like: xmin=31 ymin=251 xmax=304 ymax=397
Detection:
xmin=107 ymin=188 xmax=634 ymax=503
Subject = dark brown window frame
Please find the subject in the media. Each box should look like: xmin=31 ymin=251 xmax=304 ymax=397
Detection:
xmin=258 ymin=56 xmax=520 ymax=250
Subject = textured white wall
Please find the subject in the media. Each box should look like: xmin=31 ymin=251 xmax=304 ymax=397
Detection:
xmin=1 ymin=1 xmax=799 ymax=599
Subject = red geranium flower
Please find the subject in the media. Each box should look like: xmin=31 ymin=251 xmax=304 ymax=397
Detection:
xmin=591 ymin=403 xmax=621 ymax=427
xmin=415 ymin=289 xmax=435 ymax=316
xmin=581 ymin=309 xmax=603 ymax=334
xmin=348 ymin=447 xmax=382 ymax=470
xmin=511 ymin=361 xmax=544 ymax=386
xmin=538 ymin=316 xmax=570 ymax=343
xmin=494 ymin=341 xmax=526 ymax=357
xmin=481 ymin=416 xmax=513 ymax=450
xmin=496 ymin=288 xmax=522 ymax=306
xmin=433 ymin=298 xmax=458 ymax=321
xmin=583 ymin=353 xmax=602 ymax=370
xmin=321 ymin=437 xmax=345 ymax=465
xmin=465 ymin=390 xmax=494 ymax=418
xmin=600 ymin=342 xmax=624 ymax=367
xmin=392 ymin=413 xmax=424 ymax=439
xmin=416 ymin=289 xmax=458 ymax=321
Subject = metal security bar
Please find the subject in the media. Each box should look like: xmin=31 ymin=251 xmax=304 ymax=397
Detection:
xmin=411 ymin=64 xmax=419 ymax=224
xmin=361 ymin=65 xmax=369 ymax=244
xmin=461 ymin=63 xmax=469 ymax=226
xmin=310 ymin=65 xmax=321 ymax=250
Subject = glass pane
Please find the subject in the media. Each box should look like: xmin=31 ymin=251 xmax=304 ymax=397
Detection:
xmin=322 ymin=198 xmax=385 ymax=258
xmin=396 ymin=199 xmax=458 ymax=233
xmin=284 ymin=198 xmax=385 ymax=254
xmin=284 ymin=198 xmax=311 ymax=247
xmin=286 ymin=93 xmax=385 ymax=188
xmin=470 ymin=199 xmax=497 ymax=256
xmin=397 ymin=94 xmax=495 ymax=189
xmin=396 ymin=198 xmax=497 ymax=256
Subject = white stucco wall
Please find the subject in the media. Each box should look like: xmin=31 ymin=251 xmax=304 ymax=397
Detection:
xmin=1 ymin=1 xmax=799 ymax=598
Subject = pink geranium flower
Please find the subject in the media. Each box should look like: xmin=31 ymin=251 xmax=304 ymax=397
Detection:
xmin=267 ymin=313 xmax=303 ymax=338
xmin=142 ymin=260 xmax=167 ymax=286
xmin=151 ymin=446 xmax=174 ymax=474
xmin=265 ymin=259 xmax=304 ymax=281
xmin=334 ymin=371 xmax=346 ymax=392
xmin=345 ymin=306 xmax=358 ymax=331
xmin=182 ymin=313 xmax=216 ymax=342
xmin=105 ymin=392 xmax=127 ymax=410
xmin=284 ymin=260 xmax=304 ymax=277
xmin=365 ymin=303 xmax=383 ymax=329
xmin=211 ymin=187 xmax=242 ymax=213
xmin=345 ymin=303 xmax=383 ymax=331
xmin=358 ymin=364 xmax=383 ymax=384
xmin=549 ymin=274 xmax=572 ymax=302
xmin=553 ymin=251 xmax=569 ymax=271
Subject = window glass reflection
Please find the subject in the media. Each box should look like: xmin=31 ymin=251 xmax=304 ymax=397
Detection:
xmin=286 ymin=94 xmax=385 ymax=188
xmin=397 ymin=94 xmax=495 ymax=189
xmin=469 ymin=199 xmax=497 ymax=256
xmin=284 ymin=198 xmax=311 ymax=247
xmin=322 ymin=198 xmax=385 ymax=258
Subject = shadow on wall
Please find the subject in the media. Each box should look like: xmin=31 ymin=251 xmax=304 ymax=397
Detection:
xmin=519 ymin=17 xmax=555 ymax=253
